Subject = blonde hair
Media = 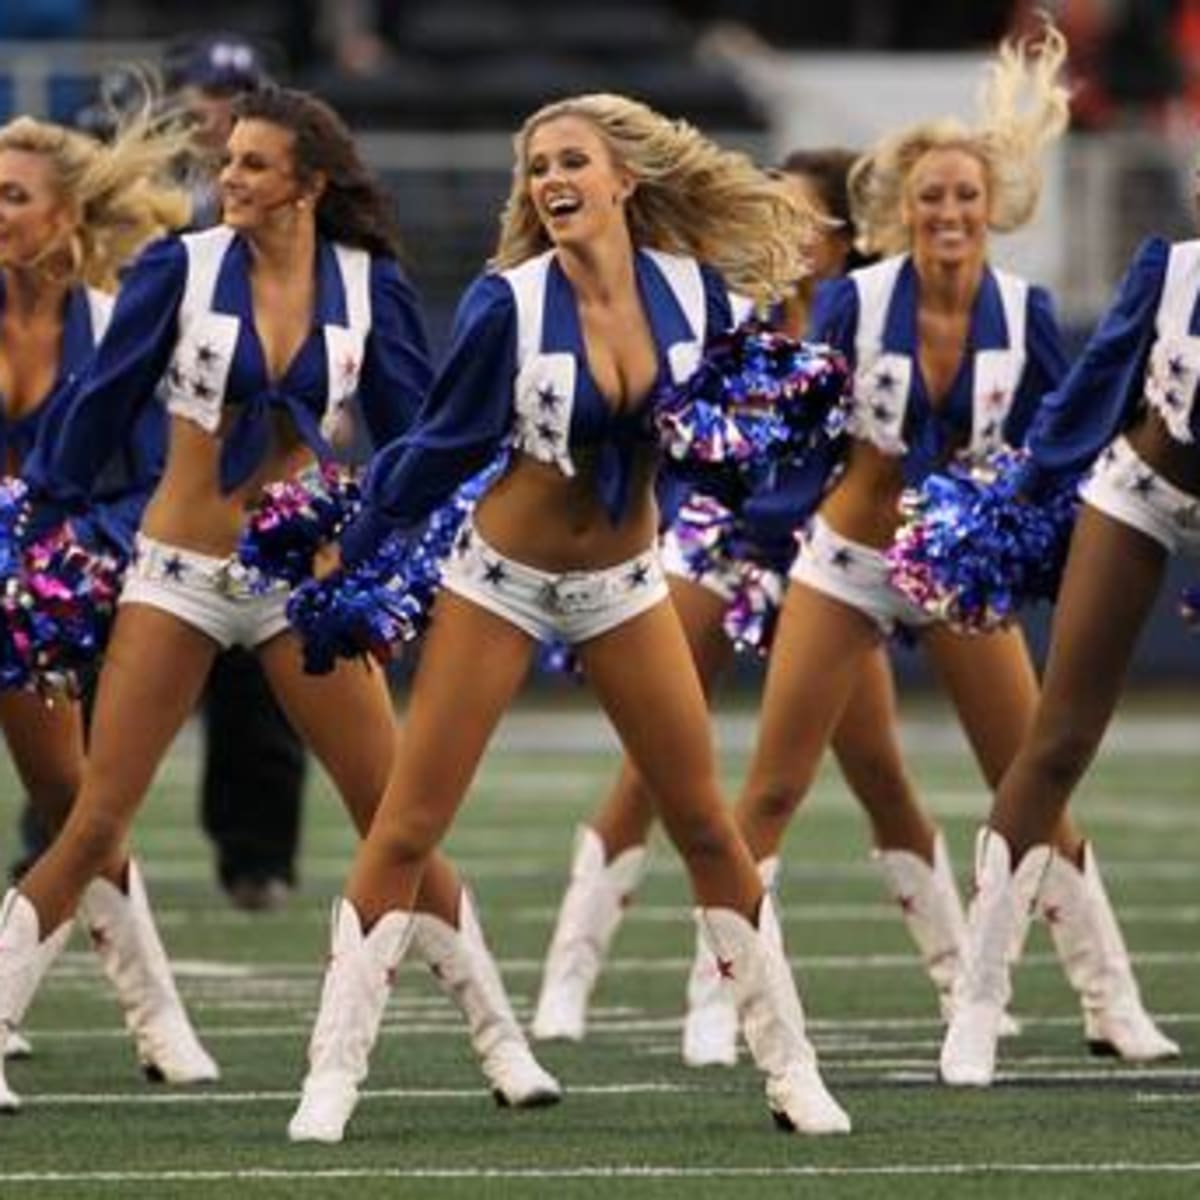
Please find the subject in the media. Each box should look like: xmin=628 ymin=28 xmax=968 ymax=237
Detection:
xmin=0 ymin=87 xmax=193 ymax=289
xmin=849 ymin=19 xmax=1070 ymax=257
xmin=491 ymin=92 xmax=814 ymax=304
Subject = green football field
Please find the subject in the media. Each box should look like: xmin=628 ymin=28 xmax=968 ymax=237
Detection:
xmin=0 ymin=693 xmax=1197 ymax=1199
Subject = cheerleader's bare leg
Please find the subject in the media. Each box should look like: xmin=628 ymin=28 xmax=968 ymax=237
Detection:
xmin=941 ymin=507 xmax=1179 ymax=1086
xmin=288 ymin=592 xmax=560 ymax=1143
xmin=578 ymin=596 xmax=848 ymax=1134
xmin=533 ymin=576 xmax=731 ymax=1043
xmin=0 ymin=604 xmax=221 ymax=1111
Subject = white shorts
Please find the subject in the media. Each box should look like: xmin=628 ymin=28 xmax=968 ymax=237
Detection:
xmin=120 ymin=534 xmax=291 ymax=650
xmin=660 ymin=525 xmax=743 ymax=603
xmin=788 ymin=516 xmax=935 ymax=636
xmin=440 ymin=520 xmax=668 ymax=645
xmin=1080 ymin=436 xmax=1200 ymax=557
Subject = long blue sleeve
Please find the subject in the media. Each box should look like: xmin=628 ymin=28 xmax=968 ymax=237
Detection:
xmin=1017 ymin=237 xmax=1168 ymax=498
xmin=340 ymin=273 xmax=516 ymax=565
xmin=808 ymin=276 xmax=860 ymax=361
xmin=1001 ymin=284 xmax=1069 ymax=447
xmin=34 ymin=236 xmax=185 ymax=504
xmin=355 ymin=257 xmax=434 ymax=449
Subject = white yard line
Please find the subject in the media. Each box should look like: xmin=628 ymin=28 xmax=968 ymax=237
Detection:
xmin=5 ymin=1162 xmax=1200 ymax=1185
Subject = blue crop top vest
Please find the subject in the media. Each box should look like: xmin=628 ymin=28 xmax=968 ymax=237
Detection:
xmin=0 ymin=279 xmax=112 ymax=469
xmin=31 ymin=227 xmax=432 ymax=539
xmin=340 ymin=247 xmax=745 ymax=566
xmin=1017 ymin=236 xmax=1200 ymax=498
xmin=810 ymin=254 xmax=1067 ymax=487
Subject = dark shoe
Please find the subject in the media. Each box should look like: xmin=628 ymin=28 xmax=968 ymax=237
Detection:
xmin=225 ymin=875 xmax=293 ymax=913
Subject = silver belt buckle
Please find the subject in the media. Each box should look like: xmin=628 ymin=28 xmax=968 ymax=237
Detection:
xmin=214 ymin=556 xmax=251 ymax=598
xmin=547 ymin=574 xmax=603 ymax=614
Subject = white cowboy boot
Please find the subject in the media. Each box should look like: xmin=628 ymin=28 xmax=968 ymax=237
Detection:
xmin=682 ymin=857 xmax=779 ymax=1068
xmin=875 ymin=833 xmax=1022 ymax=1037
xmin=531 ymin=826 xmax=647 ymax=1042
xmin=696 ymin=894 xmax=849 ymax=1134
xmin=78 ymin=861 xmax=218 ymax=1085
xmin=875 ymin=833 xmax=966 ymax=1019
xmin=289 ymin=899 xmax=413 ymax=1143
xmin=0 ymin=890 xmax=72 ymax=1112
xmin=940 ymin=829 xmax=1050 ymax=1087
xmin=1041 ymin=843 xmax=1179 ymax=1062
xmin=4 ymin=1030 xmax=32 ymax=1059
xmin=412 ymin=888 xmax=561 ymax=1107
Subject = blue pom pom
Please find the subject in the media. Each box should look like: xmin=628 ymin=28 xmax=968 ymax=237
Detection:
xmin=239 ymin=463 xmax=362 ymax=588
xmin=886 ymin=451 xmax=1081 ymax=632
xmin=654 ymin=320 xmax=849 ymax=488
xmin=667 ymin=491 xmax=784 ymax=656
xmin=288 ymin=456 xmax=507 ymax=673
xmin=0 ymin=479 xmax=128 ymax=694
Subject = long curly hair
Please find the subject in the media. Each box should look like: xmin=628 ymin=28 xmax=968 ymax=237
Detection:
xmin=849 ymin=19 xmax=1070 ymax=257
xmin=232 ymin=87 xmax=402 ymax=260
xmin=0 ymin=100 xmax=192 ymax=290
xmin=491 ymin=92 xmax=813 ymax=303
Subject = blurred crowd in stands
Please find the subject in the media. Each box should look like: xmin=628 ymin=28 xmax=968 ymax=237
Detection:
xmin=1 ymin=1 xmax=1199 ymax=139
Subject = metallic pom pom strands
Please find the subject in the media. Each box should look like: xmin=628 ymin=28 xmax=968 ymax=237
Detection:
xmin=0 ymin=479 xmax=125 ymax=695
xmin=885 ymin=451 xmax=1080 ymax=633
xmin=285 ymin=456 xmax=507 ymax=674
xmin=654 ymin=321 xmax=850 ymax=487
xmin=238 ymin=462 xmax=363 ymax=588
xmin=670 ymin=493 xmax=782 ymax=655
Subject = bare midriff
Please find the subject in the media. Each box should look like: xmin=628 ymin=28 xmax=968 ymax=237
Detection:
xmin=818 ymin=439 xmax=909 ymax=550
xmin=139 ymin=411 xmax=315 ymax=556
xmin=472 ymin=444 xmax=660 ymax=572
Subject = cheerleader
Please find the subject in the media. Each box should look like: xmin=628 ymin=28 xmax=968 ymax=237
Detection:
xmin=287 ymin=93 xmax=851 ymax=1143
xmin=0 ymin=109 xmax=219 ymax=1102
xmin=0 ymin=87 xmax=558 ymax=1114
xmin=682 ymin=21 xmax=1175 ymax=1069
xmin=530 ymin=147 xmax=984 ymax=1059
xmin=940 ymin=222 xmax=1200 ymax=1085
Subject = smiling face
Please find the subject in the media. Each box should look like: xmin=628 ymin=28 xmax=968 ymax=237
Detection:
xmin=219 ymin=117 xmax=310 ymax=231
xmin=0 ymin=148 xmax=73 ymax=272
xmin=524 ymin=114 xmax=633 ymax=249
xmin=902 ymin=145 xmax=989 ymax=270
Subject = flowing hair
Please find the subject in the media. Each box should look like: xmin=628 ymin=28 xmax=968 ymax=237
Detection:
xmin=0 ymin=93 xmax=192 ymax=289
xmin=491 ymin=92 xmax=814 ymax=303
xmin=231 ymin=87 xmax=403 ymax=261
xmin=849 ymin=19 xmax=1070 ymax=257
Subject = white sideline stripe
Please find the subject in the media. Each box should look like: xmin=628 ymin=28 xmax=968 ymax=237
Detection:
xmin=14 ymin=1068 xmax=1200 ymax=1109
xmin=24 ymin=1083 xmax=691 ymax=1107
xmin=513 ymin=902 xmax=1200 ymax=925
xmin=5 ymin=1162 xmax=1200 ymax=1184
xmin=1135 ymin=1093 xmax=1199 ymax=1103
xmin=49 ymin=948 xmax=1200 ymax=979
xmin=885 ymin=1067 xmax=1200 ymax=1083
xmin=21 ymin=1011 xmax=1198 ymax=1042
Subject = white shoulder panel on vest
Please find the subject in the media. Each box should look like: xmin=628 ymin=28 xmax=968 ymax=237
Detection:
xmin=332 ymin=244 xmax=372 ymax=333
xmin=728 ymin=291 xmax=755 ymax=328
xmin=991 ymin=268 xmax=1029 ymax=350
xmin=180 ymin=226 xmax=237 ymax=316
xmin=1158 ymin=240 xmax=1200 ymax=333
xmin=641 ymin=249 xmax=706 ymax=341
xmin=502 ymin=251 xmax=555 ymax=366
xmin=85 ymin=288 xmax=114 ymax=344
xmin=852 ymin=255 xmax=906 ymax=358
xmin=1143 ymin=240 xmax=1200 ymax=444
